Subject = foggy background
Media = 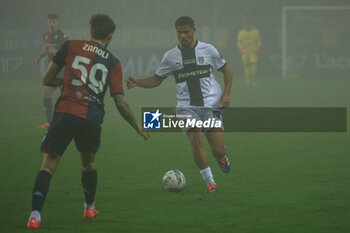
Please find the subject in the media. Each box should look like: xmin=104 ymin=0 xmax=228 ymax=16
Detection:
xmin=1 ymin=0 xmax=349 ymax=80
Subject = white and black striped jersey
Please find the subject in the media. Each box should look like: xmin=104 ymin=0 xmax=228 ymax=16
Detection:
xmin=155 ymin=41 xmax=226 ymax=107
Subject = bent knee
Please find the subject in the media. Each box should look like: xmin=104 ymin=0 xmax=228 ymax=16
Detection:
xmin=82 ymin=162 xmax=96 ymax=171
xmin=41 ymin=167 xmax=55 ymax=175
xmin=41 ymin=153 xmax=61 ymax=175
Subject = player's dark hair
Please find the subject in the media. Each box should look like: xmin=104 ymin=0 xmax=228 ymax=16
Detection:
xmin=48 ymin=14 xmax=58 ymax=20
xmin=89 ymin=14 xmax=116 ymax=40
xmin=175 ymin=16 xmax=195 ymax=28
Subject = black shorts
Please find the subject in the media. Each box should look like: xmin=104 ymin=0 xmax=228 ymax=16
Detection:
xmin=41 ymin=113 xmax=101 ymax=155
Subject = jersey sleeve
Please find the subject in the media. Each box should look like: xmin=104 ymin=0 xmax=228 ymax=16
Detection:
xmin=52 ymin=40 xmax=69 ymax=66
xmin=155 ymin=52 xmax=172 ymax=78
xmin=209 ymin=45 xmax=226 ymax=70
xmin=109 ymin=61 xmax=124 ymax=96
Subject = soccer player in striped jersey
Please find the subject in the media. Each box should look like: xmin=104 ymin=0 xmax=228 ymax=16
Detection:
xmin=27 ymin=14 xmax=150 ymax=228
xmin=35 ymin=14 xmax=68 ymax=128
xmin=126 ymin=16 xmax=233 ymax=194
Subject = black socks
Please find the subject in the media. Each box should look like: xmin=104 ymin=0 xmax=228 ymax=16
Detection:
xmin=31 ymin=170 xmax=52 ymax=212
xmin=82 ymin=170 xmax=97 ymax=205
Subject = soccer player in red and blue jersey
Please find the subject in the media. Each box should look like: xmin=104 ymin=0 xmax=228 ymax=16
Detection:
xmin=27 ymin=14 xmax=150 ymax=228
xmin=35 ymin=14 xmax=68 ymax=129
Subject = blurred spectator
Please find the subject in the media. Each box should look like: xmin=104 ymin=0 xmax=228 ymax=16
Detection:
xmin=237 ymin=20 xmax=261 ymax=86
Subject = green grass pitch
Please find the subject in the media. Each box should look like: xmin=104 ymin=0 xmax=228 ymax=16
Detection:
xmin=0 ymin=76 xmax=349 ymax=233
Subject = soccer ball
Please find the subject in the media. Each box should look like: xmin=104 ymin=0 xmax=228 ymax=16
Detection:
xmin=162 ymin=170 xmax=186 ymax=192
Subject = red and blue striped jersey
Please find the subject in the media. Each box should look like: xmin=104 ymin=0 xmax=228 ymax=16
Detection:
xmin=52 ymin=40 xmax=124 ymax=125
xmin=43 ymin=29 xmax=68 ymax=61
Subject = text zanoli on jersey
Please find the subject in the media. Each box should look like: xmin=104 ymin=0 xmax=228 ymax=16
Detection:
xmin=82 ymin=44 xmax=109 ymax=59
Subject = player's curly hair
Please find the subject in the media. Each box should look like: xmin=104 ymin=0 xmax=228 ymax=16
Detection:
xmin=175 ymin=16 xmax=195 ymax=28
xmin=90 ymin=14 xmax=116 ymax=40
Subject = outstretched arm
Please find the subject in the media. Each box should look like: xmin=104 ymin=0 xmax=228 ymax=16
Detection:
xmin=126 ymin=75 xmax=164 ymax=89
xmin=113 ymin=94 xmax=150 ymax=140
xmin=219 ymin=65 xmax=233 ymax=108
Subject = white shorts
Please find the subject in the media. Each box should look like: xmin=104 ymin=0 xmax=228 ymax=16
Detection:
xmin=175 ymin=107 xmax=224 ymax=133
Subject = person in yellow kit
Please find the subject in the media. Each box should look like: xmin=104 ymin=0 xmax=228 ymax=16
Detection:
xmin=237 ymin=21 xmax=261 ymax=86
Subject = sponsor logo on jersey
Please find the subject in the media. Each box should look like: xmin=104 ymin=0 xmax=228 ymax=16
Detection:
xmin=177 ymin=69 xmax=209 ymax=79
xmin=174 ymin=65 xmax=211 ymax=83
